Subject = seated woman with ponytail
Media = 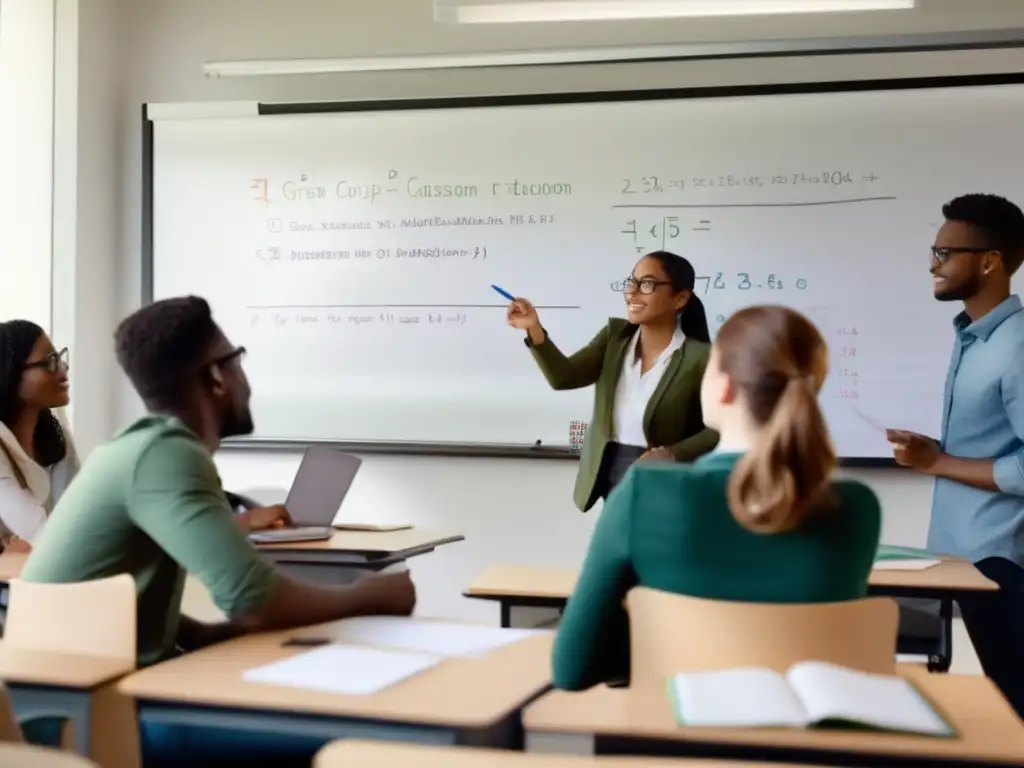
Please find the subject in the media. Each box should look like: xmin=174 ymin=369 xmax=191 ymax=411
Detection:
xmin=551 ymin=305 xmax=881 ymax=691
xmin=0 ymin=320 xmax=78 ymax=552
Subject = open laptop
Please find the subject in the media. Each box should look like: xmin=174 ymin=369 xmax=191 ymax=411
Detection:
xmin=248 ymin=447 xmax=362 ymax=544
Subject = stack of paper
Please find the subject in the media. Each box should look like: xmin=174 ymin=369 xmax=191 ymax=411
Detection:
xmin=243 ymin=644 xmax=440 ymax=696
xmin=874 ymin=544 xmax=941 ymax=570
xmin=314 ymin=616 xmax=549 ymax=658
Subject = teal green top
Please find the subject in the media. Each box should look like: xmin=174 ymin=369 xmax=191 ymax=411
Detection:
xmin=551 ymin=452 xmax=882 ymax=691
xmin=22 ymin=416 xmax=277 ymax=666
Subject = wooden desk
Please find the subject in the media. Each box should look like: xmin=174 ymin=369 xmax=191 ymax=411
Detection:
xmin=464 ymin=562 xmax=998 ymax=672
xmin=119 ymin=627 xmax=552 ymax=749
xmin=314 ymin=739 xmax=819 ymax=767
xmin=0 ymin=743 xmax=99 ymax=767
xmin=522 ymin=667 xmax=1024 ymax=767
xmin=257 ymin=529 xmax=465 ymax=584
xmin=0 ymin=643 xmax=134 ymax=757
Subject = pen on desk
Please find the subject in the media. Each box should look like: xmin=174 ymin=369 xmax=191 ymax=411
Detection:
xmin=491 ymin=284 xmax=516 ymax=302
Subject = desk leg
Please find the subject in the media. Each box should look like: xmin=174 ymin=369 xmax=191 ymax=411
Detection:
xmin=8 ymin=686 xmax=92 ymax=756
xmin=929 ymin=598 xmax=953 ymax=673
xmin=503 ymin=604 xmax=562 ymax=629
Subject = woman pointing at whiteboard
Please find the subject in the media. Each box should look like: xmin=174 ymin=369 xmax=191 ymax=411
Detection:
xmin=507 ymin=250 xmax=719 ymax=511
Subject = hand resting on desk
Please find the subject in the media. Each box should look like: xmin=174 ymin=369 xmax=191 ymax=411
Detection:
xmin=234 ymin=503 xmax=292 ymax=532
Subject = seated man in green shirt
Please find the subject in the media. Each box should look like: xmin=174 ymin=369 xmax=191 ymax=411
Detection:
xmin=552 ymin=305 xmax=882 ymax=691
xmin=22 ymin=296 xmax=415 ymax=761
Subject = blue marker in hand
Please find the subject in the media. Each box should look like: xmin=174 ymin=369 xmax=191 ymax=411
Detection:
xmin=491 ymin=284 xmax=516 ymax=302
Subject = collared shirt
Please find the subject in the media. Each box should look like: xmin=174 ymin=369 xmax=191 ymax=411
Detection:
xmin=927 ymin=294 xmax=1024 ymax=567
xmin=0 ymin=410 xmax=79 ymax=544
xmin=23 ymin=415 xmax=276 ymax=666
xmin=612 ymin=326 xmax=685 ymax=448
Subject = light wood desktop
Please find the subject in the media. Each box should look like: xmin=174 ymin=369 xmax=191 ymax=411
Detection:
xmin=0 ymin=644 xmax=135 ymax=761
xmin=463 ymin=561 xmax=997 ymax=672
xmin=523 ymin=665 xmax=1024 ymax=766
xmin=256 ymin=529 xmax=465 ymax=584
xmin=119 ymin=626 xmax=552 ymax=748
xmin=0 ymin=743 xmax=99 ymax=767
xmin=314 ymin=740 xmax=820 ymax=768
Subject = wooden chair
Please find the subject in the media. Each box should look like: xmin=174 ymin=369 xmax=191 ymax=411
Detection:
xmin=5 ymin=576 xmax=139 ymax=768
xmin=0 ymin=743 xmax=100 ymax=767
xmin=0 ymin=682 xmax=23 ymax=742
xmin=626 ymin=587 xmax=900 ymax=685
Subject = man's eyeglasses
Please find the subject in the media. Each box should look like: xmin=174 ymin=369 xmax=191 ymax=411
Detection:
xmin=618 ymin=277 xmax=672 ymax=295
xmin=931 ymin=246 xmax=997 ymax=264
xmin=209 ymin=347 xmax=246 ymax=369
xmin=22 ymin=347 xmax=69 ymax=374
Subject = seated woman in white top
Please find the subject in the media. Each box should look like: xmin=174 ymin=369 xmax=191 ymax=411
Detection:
xmin=0 ymin=320 xmax=79 ymax=552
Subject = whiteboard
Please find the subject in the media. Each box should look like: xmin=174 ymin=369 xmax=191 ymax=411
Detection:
xmin=147 ymin=81 xmax=1024 ymax=460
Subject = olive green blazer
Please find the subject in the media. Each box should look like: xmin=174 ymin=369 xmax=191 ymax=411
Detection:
xmin=528 ymin=318 xmax=719 ymax=511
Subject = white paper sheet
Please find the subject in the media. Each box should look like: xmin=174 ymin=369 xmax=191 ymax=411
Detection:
xmin=242 ymin=644 xmax=440 ymax=696
xmin=321 ymin=616 xmax=549 ymax=657
xmin=873 ymin=559 xmax=940 ymax=571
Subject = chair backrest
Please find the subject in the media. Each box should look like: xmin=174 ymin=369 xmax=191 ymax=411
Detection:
xmin=0 ymin=683 xmax=22 ymax=743
xmin=5 ymin=575 xmax=136 ymax=662
xmin=626 ymin=587 xmax=899 ymax=685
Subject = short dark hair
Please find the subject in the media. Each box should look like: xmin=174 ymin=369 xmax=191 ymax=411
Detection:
xmin=942 ymin=193 xmax=1024 ymax=275
xmin=115 ymin=296 xmax=220 ymax=408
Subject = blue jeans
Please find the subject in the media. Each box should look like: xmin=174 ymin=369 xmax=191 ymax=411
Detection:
xmin=24 ymin=717 xmax=324 ymax=766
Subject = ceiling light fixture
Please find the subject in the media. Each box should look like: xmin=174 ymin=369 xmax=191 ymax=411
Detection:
xmin=436 ymin=0 xmax=916 ymax=24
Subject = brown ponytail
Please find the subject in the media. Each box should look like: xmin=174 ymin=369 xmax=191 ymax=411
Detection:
xmin=714 ymin=306 xmax=837 ymax=534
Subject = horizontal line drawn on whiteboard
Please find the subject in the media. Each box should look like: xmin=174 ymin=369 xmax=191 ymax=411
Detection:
xmin=245 ymin=304 xmax=582 ymax=310
xmin=613 ymin=196 xmax=898 ymax=209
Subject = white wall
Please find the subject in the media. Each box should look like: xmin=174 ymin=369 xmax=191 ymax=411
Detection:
xmin=50 ymin=0 xmax=121 ymax=453
xmin=80 ymin=0 xmax=1024 ymax=670
xmin=0 ymin=0 xmax=55 ymax=328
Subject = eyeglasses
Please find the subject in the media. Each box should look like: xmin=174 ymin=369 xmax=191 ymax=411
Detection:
xmin=209 ymin=347 xmax=246 ymax=369
xmin=619 ymin=277 xmax=672 ymax=295
xmin=22 ymin=347 xmax=69 ymax=374
xmin=931 ymin=246 xmax=996 ymax=264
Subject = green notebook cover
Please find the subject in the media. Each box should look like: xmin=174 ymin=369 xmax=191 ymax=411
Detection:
xmin=875 ymin=544 xmax=939 ymax=561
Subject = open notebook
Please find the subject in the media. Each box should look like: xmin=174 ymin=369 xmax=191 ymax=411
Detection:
xmin=668 ymin=661 xmax=954 ymax=736
xmin=874 ymin=544 xmax=941 ymax=571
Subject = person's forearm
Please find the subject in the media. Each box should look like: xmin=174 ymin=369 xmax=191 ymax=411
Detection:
xmin=526 ymin=325 xmax=545 ymax=346
xmin=927 ymin=454 xmax=999 ymax=492
xmin=232 ymin=573 xmax=409 ymax=633
xmin=176 ymin=615 xmax=245 ymax=651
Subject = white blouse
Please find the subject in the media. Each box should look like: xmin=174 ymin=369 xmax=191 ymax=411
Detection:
xmin=0 ymin=409 xmax=80 ymax=544
xmin=612 ymin=326 xmax=686 ymax=449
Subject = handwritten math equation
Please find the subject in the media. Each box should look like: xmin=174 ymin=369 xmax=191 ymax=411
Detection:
xmin=254 ymin=246 xmax=489 ymax=263
xmin=619 ymin=170 xmax=880 ymax=195
xmin=249 ymin=309 xmax=469 ymax=329
xmin=619 ymin=216 xmax=712 ymax=253
xmin=611 ymin=272 xmax=807 ymax=294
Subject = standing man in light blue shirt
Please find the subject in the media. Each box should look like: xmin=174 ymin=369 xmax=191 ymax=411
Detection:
xmin=887 ymin=193 xmax=1024 ymax=717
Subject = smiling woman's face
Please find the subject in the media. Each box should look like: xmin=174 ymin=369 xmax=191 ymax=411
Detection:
xmin=623 ymin=255 xmax=688 ymax=326
xmin=18 ymin=334 xmax=71 ymax=410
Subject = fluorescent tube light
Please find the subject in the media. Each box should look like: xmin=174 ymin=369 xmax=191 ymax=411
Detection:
xmin=440 ymin=0 xmax=915 ymax=24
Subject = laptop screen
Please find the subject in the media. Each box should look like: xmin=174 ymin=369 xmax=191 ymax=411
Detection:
xmin=284 ymin=447 xmax=362 ymax=527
